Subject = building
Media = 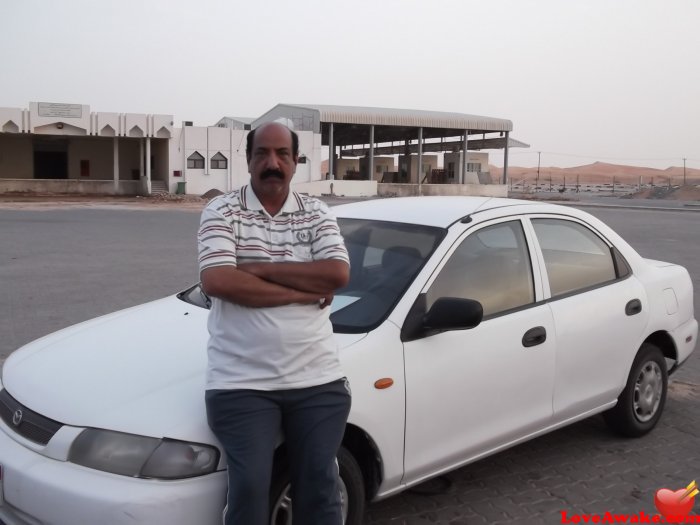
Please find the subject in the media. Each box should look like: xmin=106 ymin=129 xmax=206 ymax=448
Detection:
xmin=0 ymin=102 xmax=528 ymax=198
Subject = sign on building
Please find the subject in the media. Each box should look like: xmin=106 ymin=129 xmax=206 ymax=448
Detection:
xmin=38 ymin=102 xmax=82 ymax=118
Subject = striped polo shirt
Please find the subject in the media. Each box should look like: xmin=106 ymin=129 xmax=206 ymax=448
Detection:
xmin=197 ymin=185 xmax=350 ymax=391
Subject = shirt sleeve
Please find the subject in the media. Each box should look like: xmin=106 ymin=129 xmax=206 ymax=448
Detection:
xmin=197 ymin=200 xmax=237 ymax=276
xmin=311 ymin=201 xmax=350 ymax=265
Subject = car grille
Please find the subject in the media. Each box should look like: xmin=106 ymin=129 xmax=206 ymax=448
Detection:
xmin=0 ymin=389 xmax=63 ymax=445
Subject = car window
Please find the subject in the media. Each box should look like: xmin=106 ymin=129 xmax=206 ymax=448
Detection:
xmin=426 ymin=220 xmax=535 ymax=317
xmin=531 ymin=218 xmax=617 ymax=297
xmin=330 ymin=218 xmax=445 ymax=333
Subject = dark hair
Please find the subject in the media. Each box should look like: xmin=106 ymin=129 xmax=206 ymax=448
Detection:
xmin=246 ymin=124 xmax=299 ymax=159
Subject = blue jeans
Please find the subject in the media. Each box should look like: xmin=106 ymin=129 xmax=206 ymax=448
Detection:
xmin=205 ymin=378 xmax=352 ymax=525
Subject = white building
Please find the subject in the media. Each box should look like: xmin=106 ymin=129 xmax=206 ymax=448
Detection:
xmin=0 ymin=102 xmax=527 ymax=198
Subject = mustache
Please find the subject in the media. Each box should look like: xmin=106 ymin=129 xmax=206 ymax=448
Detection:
xmin=260 ymin=169 xmax=285 ymax=180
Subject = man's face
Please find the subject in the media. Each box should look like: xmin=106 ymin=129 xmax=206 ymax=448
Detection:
xmin=247 ymin=123 xmax=298 ymax=201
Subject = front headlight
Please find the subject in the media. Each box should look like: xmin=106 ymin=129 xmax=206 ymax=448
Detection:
xmin=68 ymin=428 xmax=219 ymax=479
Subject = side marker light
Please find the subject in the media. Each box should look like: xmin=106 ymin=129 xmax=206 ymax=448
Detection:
xmin=374 ymin=378 xmax=394 ymax=390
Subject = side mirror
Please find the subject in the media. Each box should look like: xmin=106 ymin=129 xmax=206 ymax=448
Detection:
xmin=423 ymin=297 xmax=483 ymax=332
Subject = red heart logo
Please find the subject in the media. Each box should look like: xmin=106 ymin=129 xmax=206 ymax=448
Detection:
xmin=654 ymin=488 xmax=695 ymax=518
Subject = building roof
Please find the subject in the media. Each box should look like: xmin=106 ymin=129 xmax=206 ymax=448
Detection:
xmin=252 ymin=103 xmax=520 ymax=150
xmin=284 ymin=104 xmax=512 ymax=132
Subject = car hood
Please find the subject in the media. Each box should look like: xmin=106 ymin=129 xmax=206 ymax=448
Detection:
xmin=1 ymin=296 xmax=366 ymax=444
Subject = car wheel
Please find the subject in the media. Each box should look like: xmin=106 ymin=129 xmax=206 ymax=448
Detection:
xmin=603 ymin=342 xmax=668 ymax=437
xmin=269 ymin=446 xmax=365 ymax=525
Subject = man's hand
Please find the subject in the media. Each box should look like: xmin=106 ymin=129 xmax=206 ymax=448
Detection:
xmin=319 ymin=292 xmax=334 ymax=309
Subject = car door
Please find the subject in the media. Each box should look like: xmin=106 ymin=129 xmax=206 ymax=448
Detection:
xmin=402 ymin=218 xmax=556 ymax=484
xmin=527 ymin=216 xmax=650 ymax=419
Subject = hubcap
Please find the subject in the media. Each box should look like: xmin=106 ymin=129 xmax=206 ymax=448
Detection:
xmin=271 ymin=477 xmax=348 ymax=525
xmin=633 ymin=360 xmax=663 ymax=422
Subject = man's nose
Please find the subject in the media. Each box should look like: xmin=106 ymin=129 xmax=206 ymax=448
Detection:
xmin=264 ymin=153 xmax=281 ymax=169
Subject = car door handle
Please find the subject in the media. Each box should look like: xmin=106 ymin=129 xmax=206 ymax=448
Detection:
xmin=522 ymin=326 xmax=547 ymax=348
xmin=625 ymin=299 xmax=642 ymax=316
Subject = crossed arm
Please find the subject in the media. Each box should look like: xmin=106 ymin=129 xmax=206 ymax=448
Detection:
xmin=200 ymin=259 xmax=350 ymax=308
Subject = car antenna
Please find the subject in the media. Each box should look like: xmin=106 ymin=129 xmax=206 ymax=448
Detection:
xmin=459 ymin=197 xmax=493 ymax=224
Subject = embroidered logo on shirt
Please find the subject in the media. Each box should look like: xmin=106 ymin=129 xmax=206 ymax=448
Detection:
xmin=296 ymin=231 xmax=312 ymax=244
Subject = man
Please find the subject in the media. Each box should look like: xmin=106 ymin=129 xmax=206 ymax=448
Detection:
xmin=197 ymin=121 xmax=351 ymax=525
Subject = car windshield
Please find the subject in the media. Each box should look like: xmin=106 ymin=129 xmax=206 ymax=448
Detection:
xmin=331 ymin=218 xmax=444 ymax=333
xmin=177 ymin=218 xmax=445 ymax=333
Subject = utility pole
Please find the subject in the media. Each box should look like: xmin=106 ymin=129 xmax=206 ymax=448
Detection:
xmin=683 ymin=157 xmax=687 ymax=185
xmin=536 ymin=151 xmax=541 ymax=192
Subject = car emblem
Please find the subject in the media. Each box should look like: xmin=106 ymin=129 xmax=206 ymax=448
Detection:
xmin=12 ymin=409 xmax=23 ymax=426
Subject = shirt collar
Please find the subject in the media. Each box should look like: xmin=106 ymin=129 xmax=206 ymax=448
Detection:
xmin=242 ymin=185 xmax=303 ymax=216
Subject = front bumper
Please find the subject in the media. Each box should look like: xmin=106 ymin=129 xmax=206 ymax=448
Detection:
xmin=0 ymin=419 xmax=226 ymax=525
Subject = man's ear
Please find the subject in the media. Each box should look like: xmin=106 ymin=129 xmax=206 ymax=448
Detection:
xmin=293 ymin=154 xmax=299 ymax=166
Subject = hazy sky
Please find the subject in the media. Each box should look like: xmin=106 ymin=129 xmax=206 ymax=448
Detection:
xmin=1 ymin=0 xmax=698 ymax=169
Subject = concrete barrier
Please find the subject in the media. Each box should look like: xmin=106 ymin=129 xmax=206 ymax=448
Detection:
xmin=0 ymin=179 xmax=143 ymax=195
xmin=378 ymin=183 xmax=508 ymax=198
xmin=292 ymin=180 xmax=377 ymax=197
xmin=292 ymin=180 xmax=507 ymax=198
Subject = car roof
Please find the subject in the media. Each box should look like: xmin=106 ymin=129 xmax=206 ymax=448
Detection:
xmin=332 ymin=196 xmax=546 ymax=228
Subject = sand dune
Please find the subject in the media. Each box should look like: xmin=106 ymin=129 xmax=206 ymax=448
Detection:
xmin=491 ymin=162 xmax=700 ymax=185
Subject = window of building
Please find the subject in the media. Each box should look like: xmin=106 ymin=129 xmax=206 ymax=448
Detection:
xmin=467 ymin=162 xmax=481 ymax=172
xmin=80 ymin=160 xmax=90 ymax=177
xmin=187 ymin=152 xmax=205 ymax=169
xmin=210 ymin=152 xmax=227 ymax=170
xmin=426 ymin=221 xmax=534 ymax=317
xmin=531 ymin=218 xmax=617 ymax=297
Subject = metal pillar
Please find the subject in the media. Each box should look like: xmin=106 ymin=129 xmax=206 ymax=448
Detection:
xmin=328 ymin=123 xmax=335 ymax=180
xmin=113 ymin=137 xmax=119 ymax=194
xmin=228 ymin=128 xmax=233 ymax=192
xmin=139 ymin=139 xmax=145 ymax=193
xmin=182 ymin=123 xmax=188 ymax=187
xmin=369 ymin=125 xmax=375 ymax=181
xmin=146 ymin=137 xmax=152 ymax=195
xmin=502 ymin=131 xmax=510 ymax=184
xmin=417 ymin=127 xmax=423 ymax=196
xmin=462 ymin=131 xmax=469 ymax=184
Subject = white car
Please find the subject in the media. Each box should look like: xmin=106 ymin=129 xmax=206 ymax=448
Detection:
xmin=0 ymin=196 xmax=696 ymax=525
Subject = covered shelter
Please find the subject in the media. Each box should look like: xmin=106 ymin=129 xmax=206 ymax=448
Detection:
xmin=252 ymin=104 xmax=528 ymax=188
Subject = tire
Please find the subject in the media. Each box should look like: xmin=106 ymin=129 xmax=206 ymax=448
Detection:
xmin=269 ymin=446 xmax=365 ymax=525
xmin=603 ymin=342 xmax=668 ymax=437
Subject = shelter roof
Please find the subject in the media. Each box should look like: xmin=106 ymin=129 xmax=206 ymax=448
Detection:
xmin=283 ymin=104 xmax=512 ymax=132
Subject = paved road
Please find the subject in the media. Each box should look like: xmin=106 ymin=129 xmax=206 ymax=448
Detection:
xmin=1 ymin=200 xmax=699 ymax=524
